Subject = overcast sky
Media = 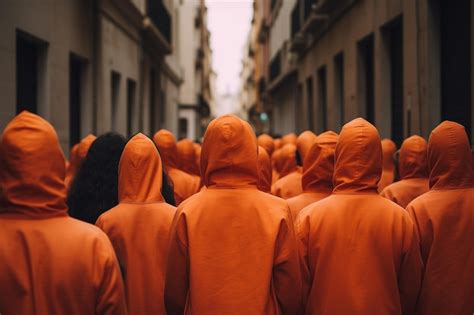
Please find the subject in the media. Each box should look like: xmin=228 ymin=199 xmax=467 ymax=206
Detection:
xmin=207 ymin=0 xmax=253 ymax=96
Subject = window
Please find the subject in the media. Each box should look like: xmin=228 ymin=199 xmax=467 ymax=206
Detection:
xmin=127 ymin=79 xmax=136 ymax=137
xmin=317 ymin=66 xmax=327 ymax=132
xmin=306 ymin=77 xmax=314 ymax=130
xmin=149 ymin=69 xmax=156 ymax=134
xmin=69 ymin=54 xmax=87 ymax=147
xmin=179 ymin=118 xmax=188 ymax=140
xmin=111 ymin=71 xmax=121 ymax=131
xmin=357 ymin=34 xmax=375 ymax=124
xmin=334 ymin=52 xmax=344 ymax=129
xmin=388 ymin=17 xmax=404 ymax=146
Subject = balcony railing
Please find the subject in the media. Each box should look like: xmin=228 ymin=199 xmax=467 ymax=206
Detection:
xmin=291 ymin=1 xmax=301 ymax=38
xmin=148 ymin=0 xmax=171 ymax=44
xmin=269 ymin=50 xmax=281 ymax=83
xmin=303 ymin=0 xmax=317 ymax=21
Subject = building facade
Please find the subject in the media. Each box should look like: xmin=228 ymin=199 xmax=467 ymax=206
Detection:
xmin=0 ymin=0 xmax=181 ymax=154
xmin=244 ymin=0 xmax=473 ymax=146
xmin=177 ymin=0 xmax=214 ymax=142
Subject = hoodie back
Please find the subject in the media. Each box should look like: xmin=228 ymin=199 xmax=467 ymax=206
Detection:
xmin=380 ymin=135 xmax=429 ymax=207
xmin=406 ymin=121 xmax=474 ymax=315
xmin=96 ymin=133 xmax=176 ymax=314
xmin=378 ymin=138 xmax=397 ymax=192
xmin=271 ymin=143 xmax=303 ymax=199
xmin=164 ymin=115 xmax=301 ymax=315
xmin=0 ymin=112 xmax=126 ymax=315
xmin=295 ymin=118 xmax=422 ymax=315
xmin=287 ymin=131 xmax=337 ymax=219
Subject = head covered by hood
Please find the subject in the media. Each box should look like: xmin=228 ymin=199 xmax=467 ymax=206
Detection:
xmin=302 ymin=131 xmax=338 ymax=192
xmin=67 ymin=134 xmax=96 ymax=178
xmin=381 ymin=139 xmax=397 ymax=170
xmin=153 ymin=129 xmax=178 ymax=169
xmin=0 ymin=111 xmax=67 ymax=218
xmin=428 ymin=121 xmax=473 ymax=190
xmin=275 ymin=144 xmax=298 ymax=178
xmin=201 ymin=115 xmax=258 ymax=188
xmin=257 ymin=145 xmax=272 ymax=193
xmin=118 ymin=133 xmax=163 ymax=203
xmin=274 ymin=138 xmax=283 ymax=150
xmin=257 ymin=134 xmax=275 ymax=157
xmin=177 ymin=138 xmax=200 ymax=175
xmin=297 ymin=130 xmax=317 ymax=162
xmin=333 ymin=118 xmax=382 ymax=193
xmin=282 ymin=133 xmax=297 ymax=146
xmin=398 ymin=135 xmax=428 ymax=180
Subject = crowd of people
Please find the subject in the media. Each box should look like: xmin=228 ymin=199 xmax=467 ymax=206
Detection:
xmin=0 ymin=110 xmax=472 ymax=315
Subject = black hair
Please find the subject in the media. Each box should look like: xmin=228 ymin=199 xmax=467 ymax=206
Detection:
xmin=161 ymin=167 xmax=176 ymax=206
xmin=296 ymin=150 xmax=302 ymax=166
xmin=68 ymin=132 xmax=126 ymax=224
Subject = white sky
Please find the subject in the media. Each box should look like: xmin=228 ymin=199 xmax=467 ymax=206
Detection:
xmin=207 ymin=0 xmax=253 ymax=96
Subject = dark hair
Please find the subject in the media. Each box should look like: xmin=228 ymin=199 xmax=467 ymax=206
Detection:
xmin=161 ymin=167 xmax=176 ymax=206
xmin=68 ymin=132 xmax=126 ymax=224
xmin=296 ymin=150 xmax=302 ymax=166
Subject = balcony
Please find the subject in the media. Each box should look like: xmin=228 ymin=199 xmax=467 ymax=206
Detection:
xmin=267 ymin=41 xmax=297 ymax=93
xmin=269 ymin=51 xmax=281 ymax=83
xmin=143 ymin=0 xmax=172 ymax=55
xmin=291 ymin=1 xmax=301 ymax=38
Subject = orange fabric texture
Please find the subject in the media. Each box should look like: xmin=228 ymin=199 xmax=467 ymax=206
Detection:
xmin=407 ymin=121 xmax=474 ymax=315
xmin=380 ymin=135 xmax=429 ymax=208
xmin=296 ymin=118 xmax=422 ymax=314
xmin=274 ymin=138 xmax=282 ymax=150
xmin=164 ymin=115 xmax=301 ymax=315
xmin=0 ymin=112 xmax=126 ymax=315
xmin=378 ymin=138 xmax=397 ymax=192
xmin=282 ymin=132 xmax=297 ymax=145
xmin=257 ymin=133 xmax=275 ymax=156
xmin=65 ymin=134 xmax=96 ymax=189
xmin=177 ymin=138 xmax=200 ymax=176
xmin=96 ymin=133 xmax=176 ymax=314
xmin=257 ymin=145 xmax=272 ymax=193
xmin=287 ymin=131 xmax=337 ymax=219
xmin=153 ymin=129 xmax=200 ymax=205
xmin=271 ymin=144 xmax=302 ymax=199
xmin=296 ymin=130 xmax=317 ymax=162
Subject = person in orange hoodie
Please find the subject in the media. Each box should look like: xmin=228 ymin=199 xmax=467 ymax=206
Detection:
xmin=274 ymin=138 xmax=283 ymax=150
xmin=380 ymin=135 xmax=429 ymax=208
xmin=406 ymin=121 xmax=474 ymax=315
xmin=176 ymin=138 xmax=200 ymax=176
xmin=296 ymin=130 xmax=317 ymax=162
xmin=164 ymin=115 xmax=301 ymax=315
xmin=287 ymin=131 xmax=338 ymax=219
xmin=153 ymin=129 xmax=201 ymax=205
xmin=257 ymin=145 xmax=272 ymax=193
xmin=271 ymin=147 xmax=283 ymax=183
xmin=96 ymin=133 xmax=176 ymax=314
xmin=0 ymin=111 xmax=126 ymax=315
xmin=65 ymin=134 xmax=96 ymax=189
xmin=257 ymin=133 xmax=275 ymax=157
xmin=295 ymin=118 xmax=422 ymax=314
xmin=378 ymin=138 xmax=397 ymax=192
xmin=271 ymin=143 xmax=303 ymax=199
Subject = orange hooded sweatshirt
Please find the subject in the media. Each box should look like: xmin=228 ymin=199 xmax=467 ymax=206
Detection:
xmin=287 ymin=131 xmax=338 ymax=219
xmin=282 ymin=132 xmax=297 ymax=145
xmin=257 ymin=133 xmax=275 ymax=157
xmin=164 ymin=115 xmax=301 ymax=315
xmin=406 ymin=121 xmax=474 ymax=315
xmin=378 ymin=138 xmax=397 ymax=192
xmin=0 ymin=112 xmax=126 ymax=315
xmin=153 ymin=130 xmax=201 ymax=205
xmin=271 ymin=143 xmax=303 ymax=199
xmin=296 ymin=130 xmax=317 ymax=162
xmin=380 ymin=135 xmax=429 ymax=208
xmin=65 ymin=134 xmax=96 ymax=189
xmin=274 ymin=138 xmax=282 ymax=150
xmin=295 ymin=118 xmax=422 ymax=315
xmin=177 ymin=138 xmax=200 ymax=176
xmin=96 ymin=133 xmax=176 ymax=314
xmin=257 ymin=145 xmax=272 ymax=193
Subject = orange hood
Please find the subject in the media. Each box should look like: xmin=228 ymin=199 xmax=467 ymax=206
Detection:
xmin=297 ymin=130 xmax=317 ymax=162
xmin=333 ymin=118 xmax=382 ymax=193
xmin=153 ymin=129 xmax=178 ymax=169
xmin=257 ymin=134 xmax=274 ymax=156
xmin=302 ymin=131 xmax=338 ymax=192
xmin=177 ymin=139 xmax=199 ymax=175
xmin=428 ymin=121 xmax=474 ymax=190
xmin=274 ymin=138 xmax=282 ymax=150
xmin=68 ymin=134 xmax=96 ymax=176
xmin=276 ymin=144 xmax=298 ymax=178
xmin=282 ymin=133 xmax=297 ymax=145
xmin=118 ymin=133 xmax=163 ymax=203
xmin=381 ymin=139 xmax=397 ymax=170
xmin=0 ymin=111 xmax=67 ymax=218
xmin=257 ymin=145 xmax=272 ymax=193
xmin=399 ymin=135 xmax=428 ymax=179
xmin=201 ymin=115 xmax=258 ymax=188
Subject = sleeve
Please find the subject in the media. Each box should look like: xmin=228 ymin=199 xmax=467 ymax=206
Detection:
xmin=294 ymin=210 xmax=312 ymax=314
xmin=406 ymin=202 xmax=432 ymax=264
xmin=164 ymin=211 xmax=190 ymax=315
xmin=273 ymin=209 xmax=302 ymax=315
xmin=398 ymin=215 xmax=423 ymax=315
xmin=95 ymin=235 xmax=127 ymax=315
